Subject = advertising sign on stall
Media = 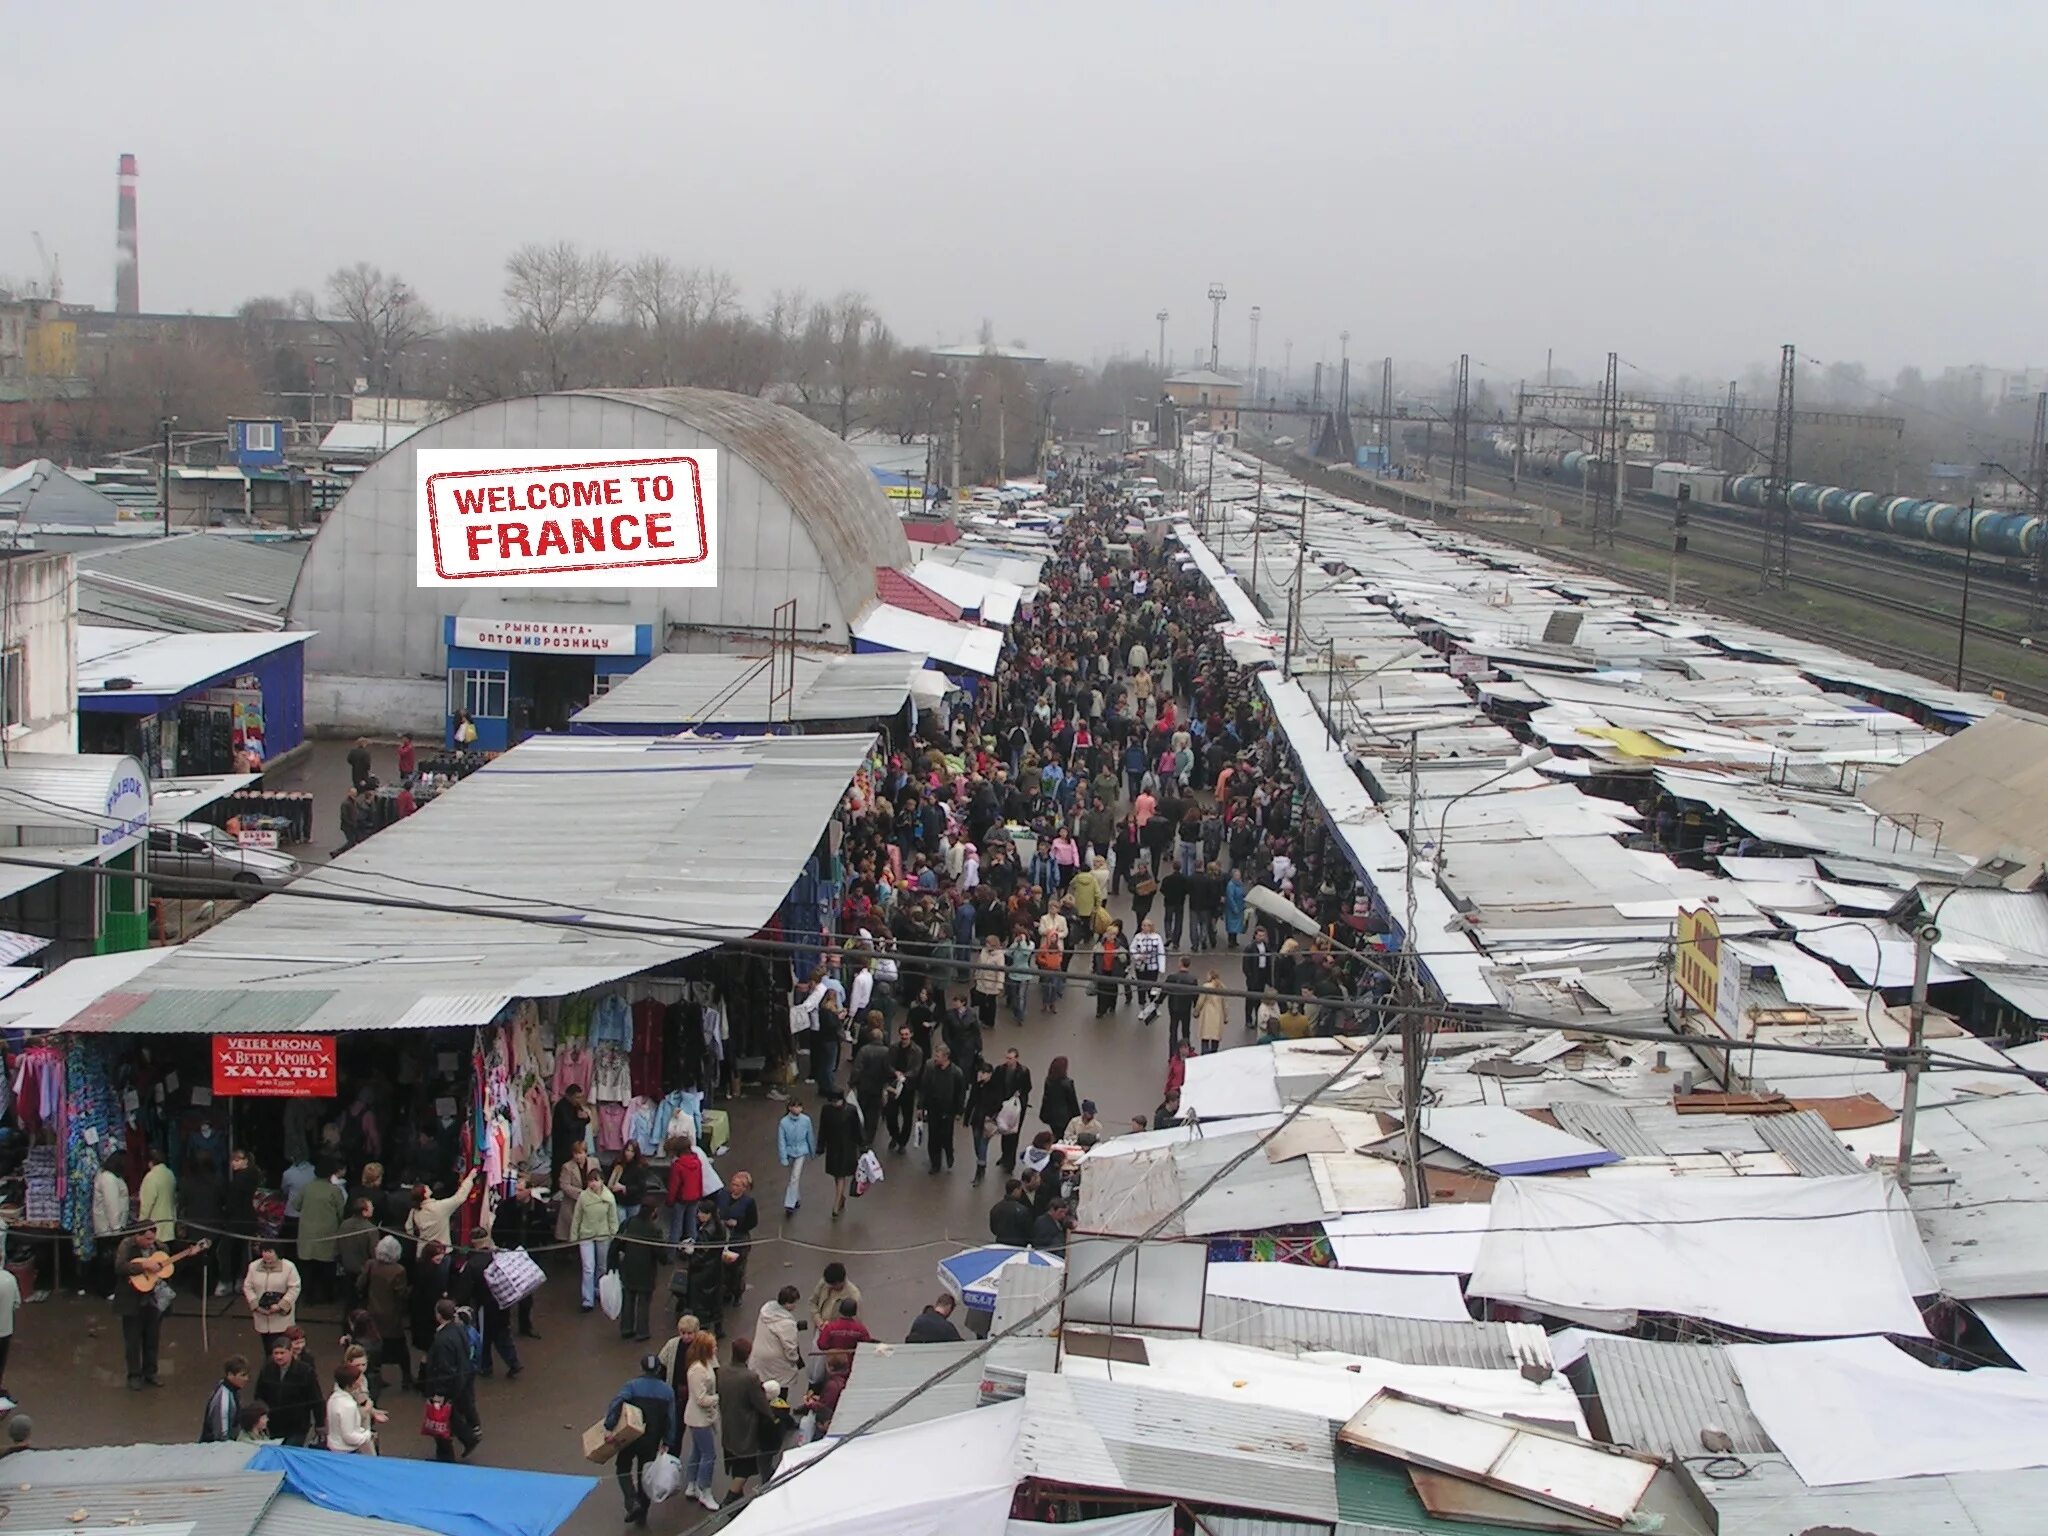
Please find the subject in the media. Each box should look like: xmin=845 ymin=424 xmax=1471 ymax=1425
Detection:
xmin=417 ymin=449 xmax=718 ymax=588
xmin=235 ymin=828 xmax=280 ymax=850
xmin=212 ymin=1035 xmax=337 ymax=1097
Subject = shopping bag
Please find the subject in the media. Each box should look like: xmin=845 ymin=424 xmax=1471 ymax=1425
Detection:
xmin=911 ymin=1119 xmax=927 ymax=1150
xmin=856 ymin=1149 xmax=884 ymax=1189
xmin=422 ymin=1397 xmax=453 ymax=1441
xmin=996 ymin=1095 xmax=1022 ymax=1135
xmin=599 ymin=1269 xmax=624 ymax=1320
xmin=642 ymin=1450 xmax=684 ymax=1504
xmin=486 ymin=1247 xmax=545 ymax=1308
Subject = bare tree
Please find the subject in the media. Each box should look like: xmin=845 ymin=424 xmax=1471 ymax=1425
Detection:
xmin=322 ymin=263 xmax=436 ymax=393
xmin=502 ymin=242 xmax=620 ymax=389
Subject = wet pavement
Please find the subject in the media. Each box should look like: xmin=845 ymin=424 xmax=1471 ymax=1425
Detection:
xmin=5 ymin=880 xmax=1240 ymax=1535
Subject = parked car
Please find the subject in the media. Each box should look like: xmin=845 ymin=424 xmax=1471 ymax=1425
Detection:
xmin=146 ymin=824 xmax=301 ymax=894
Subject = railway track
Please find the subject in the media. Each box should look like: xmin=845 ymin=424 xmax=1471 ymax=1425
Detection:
xmin=1248 ymin=446 xmax=2048 ymax=712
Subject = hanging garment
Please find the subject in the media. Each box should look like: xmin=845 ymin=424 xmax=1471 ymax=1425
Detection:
xmin=552 ymin=1039 xmax=594 ymax=1100
xmin=592 ymin=1045 xmax=632 ymax=1104
xmin=591 ymin=995 xmax=632 ymax=1051
xmin=596 ymin=1102 xmax=627 ymax=1153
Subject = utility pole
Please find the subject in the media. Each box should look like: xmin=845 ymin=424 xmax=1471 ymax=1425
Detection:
xmin=1669 ymin=483 xmax=1691 ymax=605
xmin=1248 ymin=306 xmax=1262 ymax=401
xmin=1544 ymin=347 xmax=1553 ymax=387
xmin=1206 ymin=282 xmax=1227 ymax=371
xmin=1155 ymin=310 xmax=1168 ymax=374
xmin=1721 ymin=379 xmax=1741 ymax=473
xmin=1284 ymin=478 xmax=1308 ymax=675
xmin=1956 ymin=495 xmax=1977 ymax=689
xmin=1250 ymin=457 xmax=1264 ymax=600
xmin=159 ymin=415 xmax=177 ymax=537
xmin=2030 ymin=391 xmax=2048 ymax=630
xmin=1400 ymin=729 xmax=1428 ymax=1209
xmin=1380 ymin=358 xmax=1394 ymax=469
xmin=1450 ymin=353 xmax=1471 ymax=499
xmin=1762 ymin=344 xmax=1796 ymax=588
xmin=1283 ymin=340 xmax=1293 ymax=402
xmin=1511 ymin=381 xmax=1525 ymax=491
xmin=1897 ymin=920 xmax=1937 ymax=1191
xmin=1311 ymin=361 xmax=1323 ymax=410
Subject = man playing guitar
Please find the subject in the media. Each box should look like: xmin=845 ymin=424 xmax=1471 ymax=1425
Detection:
xmin=111 ymin=1226 xmax=209 ymax=1389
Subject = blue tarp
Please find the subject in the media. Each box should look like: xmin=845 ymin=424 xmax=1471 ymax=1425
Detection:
xmin=246 ymin=1445 xmax=596 ymax=1536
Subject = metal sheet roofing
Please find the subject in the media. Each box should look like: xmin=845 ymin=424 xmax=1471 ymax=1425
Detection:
xmin=1579 ymin=1336 xmax=1774 ymax=1457
xmin=1910 ymin=1146 xmax=2048 ymax=1299
xmin=75 ymin=535 xmax=306 ymax=633
xmin=1197 ymin=1298 xmax=1550 ymax=1371
xmin=852 ymin=604 xmax=1003 ymax=675
xmin=78 ymin=625 xmax=310 ymax=700
xmin=572 ymin=650 xmax=925 ymax=728
xmin=1863 ymin=710 xmax=2048 ymax=875
xmin=3 ymin=1442 xmax=265 ymax=1481
xmin=43 ymin=732 xmax=873 ymax=1033
xmin=1018 ymin=1371 xmax=1341 ymax=1523
xmin=1695 ymin=1453 xmax=2048 ymax=1536
xmin=832 ymin=1337 xmax=1055 ymax=1432
xmin=1550 ymin=1104 xmax=1867 ymax=1177
xmin=0 ymin=1473 xmax=282 ymax=1536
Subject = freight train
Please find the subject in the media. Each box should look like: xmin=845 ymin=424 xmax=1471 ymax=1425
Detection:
xmin=1485 ymin=437 xmax=2043 ymax=558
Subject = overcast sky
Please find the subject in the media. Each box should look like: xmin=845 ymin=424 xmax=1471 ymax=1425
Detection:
xmin=7 ymin=1 xmax=2040 ymax=391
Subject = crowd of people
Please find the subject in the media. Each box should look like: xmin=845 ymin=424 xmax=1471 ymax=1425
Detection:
xmin=89 ymin=452 xmax=1411 ymax=1521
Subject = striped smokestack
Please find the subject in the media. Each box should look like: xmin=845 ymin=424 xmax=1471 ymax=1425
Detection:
xmin=115 ymin=152 xmax=139 ymax=314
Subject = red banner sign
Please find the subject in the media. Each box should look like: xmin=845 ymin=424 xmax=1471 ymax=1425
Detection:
xmin=212 ymin=1035 xmax=337 ymax=1098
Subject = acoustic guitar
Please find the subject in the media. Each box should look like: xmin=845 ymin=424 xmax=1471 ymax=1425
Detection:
xmin=126 ymin=1238 xmax=211 ymax=1292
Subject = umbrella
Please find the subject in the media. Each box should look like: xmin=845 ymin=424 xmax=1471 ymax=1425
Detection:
xmin=938 ymin=1244 xmax=1064 ymax=1311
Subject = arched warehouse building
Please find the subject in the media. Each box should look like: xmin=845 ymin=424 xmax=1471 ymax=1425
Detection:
xmin=289 ymin=388 xmax=911 ymax=747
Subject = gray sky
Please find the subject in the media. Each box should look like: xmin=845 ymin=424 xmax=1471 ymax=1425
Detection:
xmin=7 ymin=0 xmax=2041 ymax=387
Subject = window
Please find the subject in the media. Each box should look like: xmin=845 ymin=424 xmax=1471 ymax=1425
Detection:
xmin=0 ymin=647 xmax=23 ymax=731
xmin=448 ymin=667 xmax=507 ymax=719
xmin=592 ymin=673 xmax=620 ymax=698
xmin=242 ymin=422 xmax=277 ymax=453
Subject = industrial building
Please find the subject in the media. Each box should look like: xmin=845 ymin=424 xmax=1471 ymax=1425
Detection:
xmin=287 ymin=387 xmax=913 ymax=746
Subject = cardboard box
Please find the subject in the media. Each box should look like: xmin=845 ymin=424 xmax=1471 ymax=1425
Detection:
xmin=582 ymin=1401 xmax=644 ymax=1462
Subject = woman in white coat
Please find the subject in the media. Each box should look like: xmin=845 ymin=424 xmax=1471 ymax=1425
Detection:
xmin=325 ymin=1360 xmax=380 ymax=1452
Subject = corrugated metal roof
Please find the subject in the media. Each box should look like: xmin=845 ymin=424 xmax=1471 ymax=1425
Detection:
xmin=76 ymin=535 xmax=306 ymax=633
xmin=831 ymin=1337 xmax=1056 ymax=1432
xmin=1196 ymin=1298 xmax=1550 ymax=1372
xmin=1911 ymin=1146 xmax=2048 ymax=1298
xmin=991 ymin=1258 xmax=1063 ymax=1337
xmin=1204 ymin=1520 xmax=1332 ymax=1536
xmin=78 ymin=626 xmax=310 ymax=700
xmin=873 ymin=567 xmax=963 ymax=621
xmin=255 ymin=1493 xmax=441 ymax=1536
xmin=1697 ymin=1453 xmax=2048 ymax=1536
xmin=573 ymin=651 xmax=925 ymax=728
xmin=1020 ymin=1371 xmax=1340 ymax=1523
xmin=1579 ymin=1337 xmax=1774 ymax=1457
xmin=0 ymin=1473 xmax=281 ymax=1536
xmin=0 ymin=751 xmax=145 ymax=839
xmin=1862 ymin=711 xmax=2048 ymax=874
xmin=4 ymin=1443 xmax=263 ymax=1481
xmin=46 ymin=732 xmax=873 ymax=1034
xmin=1081 ymin=1127 xmax=1327 ymax=1239
xmin=1551 ymin=1104 xmax=1867 ymax=1177
xmin=585 ymin=388 xmax=911 ymax=625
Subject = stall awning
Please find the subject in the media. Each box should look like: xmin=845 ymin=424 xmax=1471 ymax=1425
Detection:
xmin=77 ymin=626 xmax=312 ymax=710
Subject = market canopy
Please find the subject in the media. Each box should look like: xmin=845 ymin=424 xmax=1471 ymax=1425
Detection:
xmin=247 ymin=1445 xmax=593 ymax=1536
xmin=26 ymin=732 xmax=875 ymax=1034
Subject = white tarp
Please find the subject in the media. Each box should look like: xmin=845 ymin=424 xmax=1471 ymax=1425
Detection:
xmin=1414 ymin=1105 xmax=1620 ymax=1175
xmin=727 ymin=1398 xmax=1023 ymax=1536
xmin=1008 ymin=1513 xmax=1170 ymax=1536
xmin=1179 ymin=1048 xmax=1282 ymax=1118
xmin=1729 ymin=1336 xmax=2048 ymax=1485
xmin=1973 ymin=1298 xmax=2048 ymax=1373
xmin=1727 ymin=938 xmax=1865 ymax=1012
xmin=1324 ymin=1203 xmax=1491 ymax=1274
xmin=1468 ymin=1174 xmax=1932 ymax=1338
xmin=1205 ymin=1260 xmax=1470 ymax=1322
xmin=1058 ymin=1334 xmax=1587 ymax=1434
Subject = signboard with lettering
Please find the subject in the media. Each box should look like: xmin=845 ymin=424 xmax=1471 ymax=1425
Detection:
xmin=235 ymin=828 xmax=280 ymax=850
xmin=211 ymin=1035 xmax=337 ymax=1097
xmin=417 ymin=449 xmax=718 ymax=588
xmin=102 ymin=769 xmax=148 ymax=848
xmin=449 ymin=617 xmax=643 ymax=655
xmin=1675 ymin=905 xmax=1722 ymax=1021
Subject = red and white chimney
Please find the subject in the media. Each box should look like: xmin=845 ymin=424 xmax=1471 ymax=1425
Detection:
xmin=115 ymin=152 xmax=139 ymax=314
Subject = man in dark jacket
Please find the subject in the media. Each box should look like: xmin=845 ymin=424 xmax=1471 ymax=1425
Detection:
xmin=1158 ymin=865 xmax=1189 ymax=949
xmin=906 ymin=1295 xmax=962 ymax=1343
xmin=849 ymin=1027 xmax=893 ymax=1150
xmin=421 ymin=1298 xmax=481 ymax=1460
xmin=989 ymin=1179 xmax=1034 ymax=1246
xmin=988 ymin=1048 xmax=1033 ymax=1172
xmin=884 ymin=1026 xmax=924 ymax=1153
xmin=1165 ymin=955 xmax=1197 ymax=1054
xmin=1241 ymin=927 xmax=1274 ymax=1028
xmin=917 ymin=1045 xmax=967 ymax=1174
xmin=605 ymin=1354 xmax=681 ymax=1525
xmin=1031 ymin=1197 xmax=1073 ymax=1255
xmin=615 ymin=1191 xmax=670 ymax=1344
xmin=715 ymin=1336 xmax=780 ymax=1501
xmin=965 ymin=1061 xmax=1006 ymax=1187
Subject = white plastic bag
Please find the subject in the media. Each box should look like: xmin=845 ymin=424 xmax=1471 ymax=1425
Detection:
xmin=912 ymin=1119 xmax=927 ymax=1150
xmin=599 ymin=1269 xmax=623 ymax=1321
xmin=856 ymin=1149 xmax=884 ymax=1190
xmin=642 ymin=1450 xmax=684 ymax=1504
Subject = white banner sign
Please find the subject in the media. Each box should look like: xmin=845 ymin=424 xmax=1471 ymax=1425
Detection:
xmin=451 ymin=617 xmax=641 ymax=655
xmin=417 ymin=449 xmax=718 ymax=588
xmin=235 ymin=828 xmax=280 ymax=850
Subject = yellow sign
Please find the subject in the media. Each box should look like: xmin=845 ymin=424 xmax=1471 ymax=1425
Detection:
xmin=1675 ymin=904 xmax=1722 ymax=1019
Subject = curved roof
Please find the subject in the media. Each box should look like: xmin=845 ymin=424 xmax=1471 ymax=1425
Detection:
xmin=577 ymin=388 xmax=909 ymax=617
